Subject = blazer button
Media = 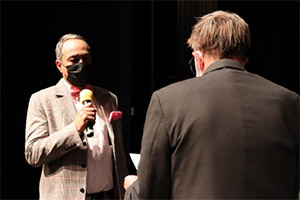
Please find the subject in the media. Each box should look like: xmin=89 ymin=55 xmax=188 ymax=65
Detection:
xmin=80 ymin=188 xmax=85 ymax=193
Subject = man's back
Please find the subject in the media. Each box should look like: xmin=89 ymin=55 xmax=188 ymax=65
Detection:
xmin=125 ymin=10 xmax=299 ymax=199
xmin=140 ymin=59 xmax=299 ymax=199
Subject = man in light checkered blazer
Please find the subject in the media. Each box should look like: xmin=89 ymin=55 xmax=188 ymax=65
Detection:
xmin=25 ymin=33 xmax=128 ymax=200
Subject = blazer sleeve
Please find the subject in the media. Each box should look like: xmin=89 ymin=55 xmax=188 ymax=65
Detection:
xmin=125 ymin=92 xmax=172 ymax=199
xmin=25 ymin=92 xmax=83 ymax=167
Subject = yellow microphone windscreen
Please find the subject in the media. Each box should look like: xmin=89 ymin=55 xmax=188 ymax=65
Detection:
xmin=80 ymin=89 xmax=93 ymax=104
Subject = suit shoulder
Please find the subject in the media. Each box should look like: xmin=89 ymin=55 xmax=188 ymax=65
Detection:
xmin=27 ymin=85 xmax=57 ymax=111
xmin=155 ymin=77 xmax=197 ymax=96
xmin=29 ymin=85 xmax=56 ymax=100
xmin=253 ymin=74 xmax=299 ymax=99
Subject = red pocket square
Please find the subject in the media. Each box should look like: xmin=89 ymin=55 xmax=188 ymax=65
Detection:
xmin=109 ymin=111 xmax=123 ymax=122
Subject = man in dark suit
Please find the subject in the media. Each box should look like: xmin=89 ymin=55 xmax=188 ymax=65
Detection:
xmin=124 ymin=10 xmax=299 ymax=199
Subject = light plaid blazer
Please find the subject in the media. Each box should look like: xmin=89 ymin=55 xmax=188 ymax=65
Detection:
xmin=25 ymin=79 xmax=128 ymax=200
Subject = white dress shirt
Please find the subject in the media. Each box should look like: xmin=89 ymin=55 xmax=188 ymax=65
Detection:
xmin=63 ymin=79 xmax=113 ymax=194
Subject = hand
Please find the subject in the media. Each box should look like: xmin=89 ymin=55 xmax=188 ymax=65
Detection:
xmin=74 ymin=102 xmax=97 ymax=133
xmin=124 ymin=175 xmax=138 ymax=190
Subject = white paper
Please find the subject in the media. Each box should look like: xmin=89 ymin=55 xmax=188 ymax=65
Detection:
xmin=129 ymin=153 xmax=140 ymax=170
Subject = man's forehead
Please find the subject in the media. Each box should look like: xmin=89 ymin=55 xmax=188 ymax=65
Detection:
xmin=67 ymin=52 xmax=90 ymax=59
xmin=62 ymin=39 xmax=89 ymax=52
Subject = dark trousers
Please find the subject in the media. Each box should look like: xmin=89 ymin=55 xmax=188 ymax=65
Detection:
xmin=86 ymin=190 xmax=114 ymax=200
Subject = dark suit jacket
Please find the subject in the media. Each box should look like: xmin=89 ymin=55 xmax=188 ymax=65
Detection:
xmin=25 ymin=79 xmax=128 ymax=200
xmin=125 ymin=59 xmax=299 ymax=199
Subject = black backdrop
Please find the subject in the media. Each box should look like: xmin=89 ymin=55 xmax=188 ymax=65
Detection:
xmin=1 ymin=1 xmax=299 ymax=199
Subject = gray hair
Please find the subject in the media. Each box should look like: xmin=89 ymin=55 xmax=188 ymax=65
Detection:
xmin=55 ymin=33 xmax=90 ymax=62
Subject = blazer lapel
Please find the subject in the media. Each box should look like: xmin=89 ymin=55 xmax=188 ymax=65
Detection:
xmin=54 ymin=79 xmax=77 ymax=124
xmin=93 ymin=92 xmax=116 ymax=156
xmin=99 ymin=104 xmax=115 ymax=149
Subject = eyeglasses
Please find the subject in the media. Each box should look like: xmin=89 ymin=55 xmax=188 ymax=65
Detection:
xmin=189 ymin=57 xmax=196 ymax=74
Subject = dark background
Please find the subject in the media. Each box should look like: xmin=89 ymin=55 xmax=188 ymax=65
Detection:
xmin=1 ymin=0 xmax=299 ymax=199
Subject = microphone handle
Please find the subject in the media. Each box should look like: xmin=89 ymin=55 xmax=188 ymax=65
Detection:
xmin=82 ymin=100 xmax=94 ymax=137
xmin=86 ymin=123 xmax=94 ymax=137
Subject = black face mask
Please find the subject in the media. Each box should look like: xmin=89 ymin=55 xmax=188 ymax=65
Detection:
xmin=66 ymin=62 xmax=93 ymax=87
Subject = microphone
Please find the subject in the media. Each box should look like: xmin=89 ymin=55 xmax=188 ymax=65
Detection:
xmin=79 ymin=89 xmax=94 ymax=137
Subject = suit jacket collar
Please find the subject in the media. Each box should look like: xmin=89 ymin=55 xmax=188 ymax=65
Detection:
xmin=54 ymin=78 xmax=69 ymax=97
xmin=53 ymin=78 xmax=77 ymax=121
xmin=52 ymin=78 xmax=114 ymax=125
xmin=54 ymin=78 xmax=100 ymax=99
xmin=203 ymin=59 xmax=246 ymax=76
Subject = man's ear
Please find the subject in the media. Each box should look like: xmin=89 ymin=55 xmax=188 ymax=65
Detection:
xmin=55 ymin=60 xmax=63 ymax=73
xmin=192 ymin=51 xmax=204 ymax=71
xmin=242 ymin=57 xmax=249 ymax=67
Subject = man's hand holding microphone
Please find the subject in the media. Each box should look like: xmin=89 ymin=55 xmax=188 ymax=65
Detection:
xmin=75 ymin=89 xmax=96 ymax=136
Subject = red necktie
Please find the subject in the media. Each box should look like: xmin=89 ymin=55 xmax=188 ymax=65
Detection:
xmin=70 ymin=84 xmax=93 ymax=99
